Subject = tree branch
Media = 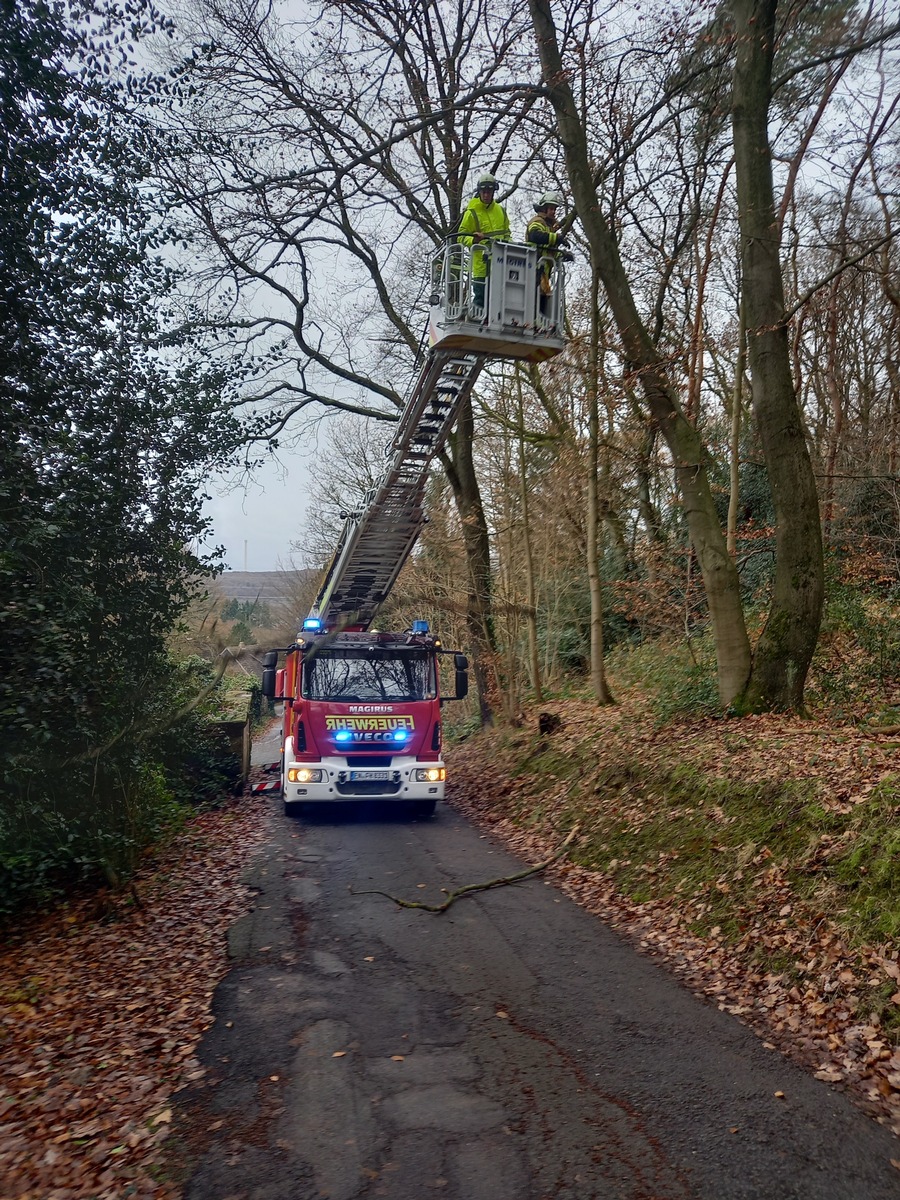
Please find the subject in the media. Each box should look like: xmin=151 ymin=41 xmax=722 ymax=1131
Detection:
xmin=349 ymin=825 xmax=580 ymax=913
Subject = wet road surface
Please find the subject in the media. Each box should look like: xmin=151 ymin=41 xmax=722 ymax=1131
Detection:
xmin=176 ymin=787 xmax=900 ymax=1199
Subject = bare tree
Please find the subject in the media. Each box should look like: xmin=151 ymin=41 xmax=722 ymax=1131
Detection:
xmin=527 ymin=0 xmax=753 ymax=706
xmin=731 ymin=0 xmax=900 ymax=708
xmin=729 ymin=0 xmax=824 ymax=710
xmin=159 ymin=0 xmax=547 ymax=722
xmin=526 ymin=0 xmax=900 ymax=711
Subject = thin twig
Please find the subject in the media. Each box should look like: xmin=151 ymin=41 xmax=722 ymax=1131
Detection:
xmin=349 ymin=825 xmax=581 ymax=914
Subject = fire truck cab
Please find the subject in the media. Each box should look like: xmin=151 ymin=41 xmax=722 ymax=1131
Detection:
xmin=262 ymin=621 xmax=468 ymax=818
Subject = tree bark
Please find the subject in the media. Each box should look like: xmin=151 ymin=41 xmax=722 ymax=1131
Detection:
xmin=517 ymin=380 xmax=544 ymax=703
xmin=443 ymin=396 xmax=501 ymax=726
xmin=527 ymin=0 xmax=751 ymax=705
xmin=727 ymin=295 xmax=746 ymax=557
xmin=586 ymin=274 xmax=615 ymax=704
xmin=731 ymin=0 xmax=824 ymax=712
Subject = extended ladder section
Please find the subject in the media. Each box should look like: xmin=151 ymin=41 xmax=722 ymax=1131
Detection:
xmin=311 ymin=349 xmax=485 ymax=630
xmin=310 ymin=241 xmax=567 ymax=631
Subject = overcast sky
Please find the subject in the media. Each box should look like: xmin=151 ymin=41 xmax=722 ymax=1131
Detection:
xmin=202 ymin=448 xmax=313 ymax=574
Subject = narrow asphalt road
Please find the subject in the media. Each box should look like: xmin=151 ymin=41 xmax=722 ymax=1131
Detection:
xmin=175 ymin=757 xmax=900 ymax=1199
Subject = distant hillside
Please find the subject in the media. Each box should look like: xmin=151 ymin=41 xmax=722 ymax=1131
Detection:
xmin=212 ymin=569 xmax=317 ymax=607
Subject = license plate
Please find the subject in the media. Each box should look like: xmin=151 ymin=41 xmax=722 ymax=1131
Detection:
xmin=349 ymin=770 xmax=390 ymax=782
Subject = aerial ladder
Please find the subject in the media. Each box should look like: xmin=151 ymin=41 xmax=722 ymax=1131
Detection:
xmin=260 ymin=239 xmax=567 ymax=815
xmin=309 ymin=239 xmax=567 ymax=631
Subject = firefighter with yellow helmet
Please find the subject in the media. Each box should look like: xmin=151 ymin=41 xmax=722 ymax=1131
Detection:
xmin=458 ymin=173 xmax=511 ymax=311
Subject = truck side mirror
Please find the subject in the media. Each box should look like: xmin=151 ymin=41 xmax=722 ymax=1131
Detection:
xmin=454 ymin=653 xmax=468 ymax=701
xmin=261 ymin=650 xmax=279 ymax=700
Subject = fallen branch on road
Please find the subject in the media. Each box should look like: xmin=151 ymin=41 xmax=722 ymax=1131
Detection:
xmin=349 ymin=824 xmax=580 ymax=913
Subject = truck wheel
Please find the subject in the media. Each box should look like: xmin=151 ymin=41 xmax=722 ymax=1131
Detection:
xmin=409 ymin=800 xmax=436 ymax=820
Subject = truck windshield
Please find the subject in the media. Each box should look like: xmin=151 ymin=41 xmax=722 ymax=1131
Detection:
xmin=302 ymin=648 xmax=436 ymax=703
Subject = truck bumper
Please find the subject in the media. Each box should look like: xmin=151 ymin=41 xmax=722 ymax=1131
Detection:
xmin=283 ymin=759 xmax=446 ymax=806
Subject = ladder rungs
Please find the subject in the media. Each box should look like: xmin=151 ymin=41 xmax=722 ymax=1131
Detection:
xmin=315 ymin=347 xmax=485 ymax=626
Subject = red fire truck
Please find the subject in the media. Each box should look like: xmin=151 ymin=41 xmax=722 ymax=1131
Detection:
xmin=262 ymin=624 xmax=468 ymax=818
xmin=261 ymin=237 xmax=566 ymax=816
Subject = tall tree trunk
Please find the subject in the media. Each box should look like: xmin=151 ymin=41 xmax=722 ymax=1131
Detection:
xmin=499 ymin=430 xmax=520 ymax=719
xmin=631 ymin=394 xmax=666 ymax=557
xmin=442 ymin=396 xmax=501 ymax=726
xmin=731 ymin=0 xmax=824 ymax=712
xmin=527 ymin=0 xmax=751 ymax=705
xmin=727 ymin=295 xmax=746 ymax=557
xmin=822 ymin=283 xmax=843 ymax=534
xmin=880 ymin=245 xmax=900 ymax=474
xmin=517 ymin=380 xmax=544 ymax=703
xmin=587 ymin=275 xmax=615 ymax=704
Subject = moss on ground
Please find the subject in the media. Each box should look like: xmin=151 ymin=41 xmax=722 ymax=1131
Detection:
xmin=451 ymin=702 xmax=900 ymax=978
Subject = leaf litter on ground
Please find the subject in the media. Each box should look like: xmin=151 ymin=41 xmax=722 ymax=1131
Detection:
xmin=0 ymin=794 xmax=270 ymax=1200
xmin=4 ymin=694 xmax=900 ymax=1199
xmin=446 ymin=693 xmax=900 ymax=1140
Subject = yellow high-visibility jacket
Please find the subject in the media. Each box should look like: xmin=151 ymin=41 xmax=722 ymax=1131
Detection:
xmin=458 ymin=197 xmax=511 ymax=279
xmin=526 ymin=213 xmax=563 ymax=274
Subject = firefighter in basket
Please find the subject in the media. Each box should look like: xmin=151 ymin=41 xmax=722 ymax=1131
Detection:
xmin=458 ymin=173 xmax=511 ymax=314
xmin=526 ymin=191 xmax=569 ymax=315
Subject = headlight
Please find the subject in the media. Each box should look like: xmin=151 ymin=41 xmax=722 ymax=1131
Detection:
xmin=288 ymin=767 xmax=323 ymax=783
xmin=414 ymin=767 xmax=445 ymax=783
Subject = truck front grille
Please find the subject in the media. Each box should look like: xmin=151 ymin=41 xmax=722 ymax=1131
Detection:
xmin=335 ymin=779 xmax=403 ymax=796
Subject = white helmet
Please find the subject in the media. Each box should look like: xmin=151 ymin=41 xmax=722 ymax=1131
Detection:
xmin=476 ymin=173 xmax=499 ymax=190
xmin=534 ymin=191 xmax=563 ymax=211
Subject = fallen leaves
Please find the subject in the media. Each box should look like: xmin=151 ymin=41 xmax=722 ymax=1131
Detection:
xmin=447 ymin=696 xmax=900 ymax=1139
xmin=0 ymin=794 xmax=269 ymax=1199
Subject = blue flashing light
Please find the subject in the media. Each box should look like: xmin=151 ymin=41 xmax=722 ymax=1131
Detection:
xmin=411 ymin=620 xmax=429 ymax=634
xmin=392 ymin=729 xmax=409 ymax=742
xmin=335 ymin=729 xmax=353 ymax=743
xmin=303 ymin=617 xmax=323 ymax=632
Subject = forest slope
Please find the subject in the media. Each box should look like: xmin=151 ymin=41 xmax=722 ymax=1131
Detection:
xmin=446 ymin=687 xmax=900 ymax=1141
